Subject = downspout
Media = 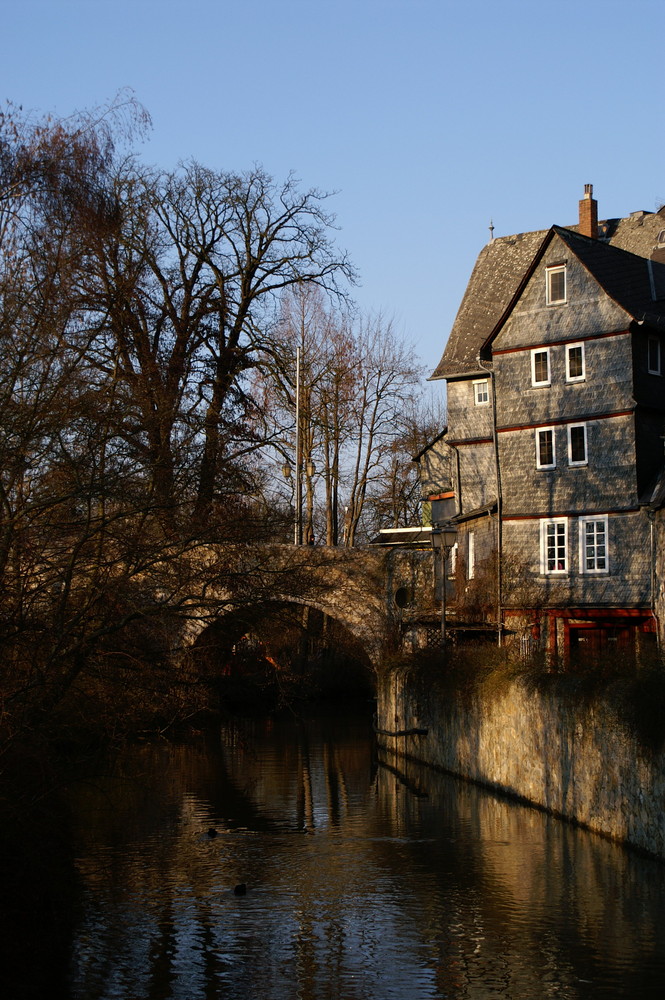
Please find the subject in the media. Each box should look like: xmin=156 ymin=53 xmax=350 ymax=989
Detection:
xmin=477 ymin=357 xmax=503 ymax=646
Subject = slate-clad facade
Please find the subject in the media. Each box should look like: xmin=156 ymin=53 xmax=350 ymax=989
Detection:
xmin=424 ymin=188 xmax=665 ymax=664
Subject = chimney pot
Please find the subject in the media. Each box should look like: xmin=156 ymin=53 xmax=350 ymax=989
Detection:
xmin=579 ymin=184 xmax=598 ymax=239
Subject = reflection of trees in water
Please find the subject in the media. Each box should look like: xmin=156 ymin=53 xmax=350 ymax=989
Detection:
xmin=66 ymin=719 xmax=665 ymax=999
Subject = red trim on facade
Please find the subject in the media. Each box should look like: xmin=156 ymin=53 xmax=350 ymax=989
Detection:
xmin=502 ymin=509 xmax=640 ymax=522
xmin=502 ymin=607 xmax=653 ymax=621
xmin=492 ymin=329 xmax=631 ymax=356
xmin=498 ymin=410 xmax=634 ymax=434
xmin=555 ymin=607 xmax=653 ymax=621
xmin=428 ymin=491 xmax=455 ymax=500
xmin=547 ymin=611 xmax=557 ymax=660
xmin=504 ymin=607 xmax=655 ymax=625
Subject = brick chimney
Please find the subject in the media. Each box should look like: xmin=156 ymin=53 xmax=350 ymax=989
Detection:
xmin=578 ymin=184 xmax=598 ymax=239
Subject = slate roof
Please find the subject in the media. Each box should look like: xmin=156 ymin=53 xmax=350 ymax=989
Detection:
xmin=602 ymin=209 xmax=665 ymax=257
xmin=431 ymin=207 xmax=665 ymax=380
xmin=430 ymin=230 xmax=545 ymax=379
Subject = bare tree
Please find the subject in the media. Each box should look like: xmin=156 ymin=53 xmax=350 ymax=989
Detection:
xmin=82 ymin=163 xmax=355 ymax=531
xmin=361 ymin=394 xmax=447 ymax=535
xmin=0 ymin=99 xmax=360 ymax=735
xmin=342 ymin=314 xmax=423 ymax=545
xmin=0 ymin=95 xmax=174 ymax=723
xmin=258 ymin=292 xmax=425 ymax=545
xmin=259 ymin=286 xmax=357 ymax=544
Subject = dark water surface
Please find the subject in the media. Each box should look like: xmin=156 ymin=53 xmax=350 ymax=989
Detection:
xmin=64 ymin=711 xmax=665 ymax=999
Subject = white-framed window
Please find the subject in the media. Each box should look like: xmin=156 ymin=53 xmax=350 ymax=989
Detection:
xmin=531 ymin=347 xmax=551 ymax=387
xmin=546 ymin=264 xmax=567 ymax=305
xmin=540 ymin=518 xmax=568 ymax=574
xmin=566 ymin=342 xmax=585 ymax=382
xmin=579 ymin=516 xmax=608 ymax=574
xmin=468 ymin=532 xmax=475 ymax=580
xmin=473 ymin=378 xmax=489 ymax=406
xmin=536 ymin=426 xmax=556 ymax=469
xmin=648 ymin=336 xmax=662 ymax=375
xmin=567 ymin=423 xmax=587 ymax=466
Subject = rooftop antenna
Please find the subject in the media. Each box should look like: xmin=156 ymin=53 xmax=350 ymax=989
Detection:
xmin=489 ymin=219 xmax=495 ymax=242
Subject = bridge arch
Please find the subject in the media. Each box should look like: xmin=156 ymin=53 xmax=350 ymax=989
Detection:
xmin=180 ymin=543 xmax=435 ymax=676
xmin=188 ymin=596 xmax=379 ymax=700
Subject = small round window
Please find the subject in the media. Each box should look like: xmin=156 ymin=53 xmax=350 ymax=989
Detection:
xmin=394 ymin=587 xmax=410 ymax=609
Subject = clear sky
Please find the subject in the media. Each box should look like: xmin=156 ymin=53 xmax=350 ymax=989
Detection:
xmin=4 ymin=0 xmax=665 ymax=379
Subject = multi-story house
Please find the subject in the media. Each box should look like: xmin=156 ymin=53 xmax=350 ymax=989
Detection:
xmin=425 ymin=187 xmax=665 ymax=664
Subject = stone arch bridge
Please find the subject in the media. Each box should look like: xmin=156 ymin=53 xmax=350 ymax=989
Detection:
xmin=182 ymin=543 xmax=436 ymax=669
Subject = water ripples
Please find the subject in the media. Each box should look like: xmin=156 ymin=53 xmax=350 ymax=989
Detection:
xmin=68 ymin=715 xmax=665 ymax=999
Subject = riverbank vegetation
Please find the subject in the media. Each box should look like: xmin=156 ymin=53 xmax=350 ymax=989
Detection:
xmin=0 ymin=93 xmax=436 ymax=763
xmin=386 ymin=643 xmax=665 ymax=754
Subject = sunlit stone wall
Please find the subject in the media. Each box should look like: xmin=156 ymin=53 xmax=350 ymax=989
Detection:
xmin=376 ymin=668 xmax=665 ymax=858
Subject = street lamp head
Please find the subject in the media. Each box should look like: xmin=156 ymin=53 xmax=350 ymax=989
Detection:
xmin=431 ymin=521 xmax=457 ymax=552
xmin=281 ymin=461 xmax=292 ymax=480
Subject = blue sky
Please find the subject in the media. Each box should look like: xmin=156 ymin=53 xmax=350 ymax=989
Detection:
xmin=4 ymin=0 xmax=665 ymax=379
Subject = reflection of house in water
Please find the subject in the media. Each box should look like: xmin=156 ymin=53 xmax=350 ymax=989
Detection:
xmin=420 ymin=186 xmax=665 ymax=664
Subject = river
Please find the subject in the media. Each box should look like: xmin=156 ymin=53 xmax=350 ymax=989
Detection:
xmin=58 ymin=709 xmax=665 ymax=999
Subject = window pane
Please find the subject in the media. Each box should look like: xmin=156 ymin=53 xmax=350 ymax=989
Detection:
xmin=582 ymin=519 xmax=608 ymax=573
xmin=538 ymin=429 xmax=553 ymax=466
xmin=534 ymin=351 xmax=549 ymax=383
xmin=545 ymin=521 xmax=566 ymax=571
xmin=570 ymin=425 xmax=586 ymax=463
xmin=648 ymin=337 xmax=661 ymax=374
xmin=548 ymin=268 xmax=566 ymax=303
xmin=568 ymin=346 xmax=583 ymax=379
xmin=474 ymin=380 xmax=488 ymax=404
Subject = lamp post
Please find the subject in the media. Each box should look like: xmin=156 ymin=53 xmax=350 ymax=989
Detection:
xmin=294 ymin=345 xmax=302 ymax=544
xmin=281 ymin=454 xmax=315 ymax=545
xmin=281 ymin=456 xmax=301 ymax=545
xmin=431 ymin=522 xmax=457 ymax=648
xmin=282 ymin=346 xmax=308 ymax=545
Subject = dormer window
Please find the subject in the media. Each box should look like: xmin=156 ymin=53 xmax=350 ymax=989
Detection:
xmin=546 ymin=264 xmax=567 ymax=305
xmin=473 ymin=378 xmax=489 ymax=405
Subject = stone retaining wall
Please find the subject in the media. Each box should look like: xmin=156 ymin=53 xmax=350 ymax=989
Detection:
xmin=376 ymin=666 xmax=665 ymax=858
